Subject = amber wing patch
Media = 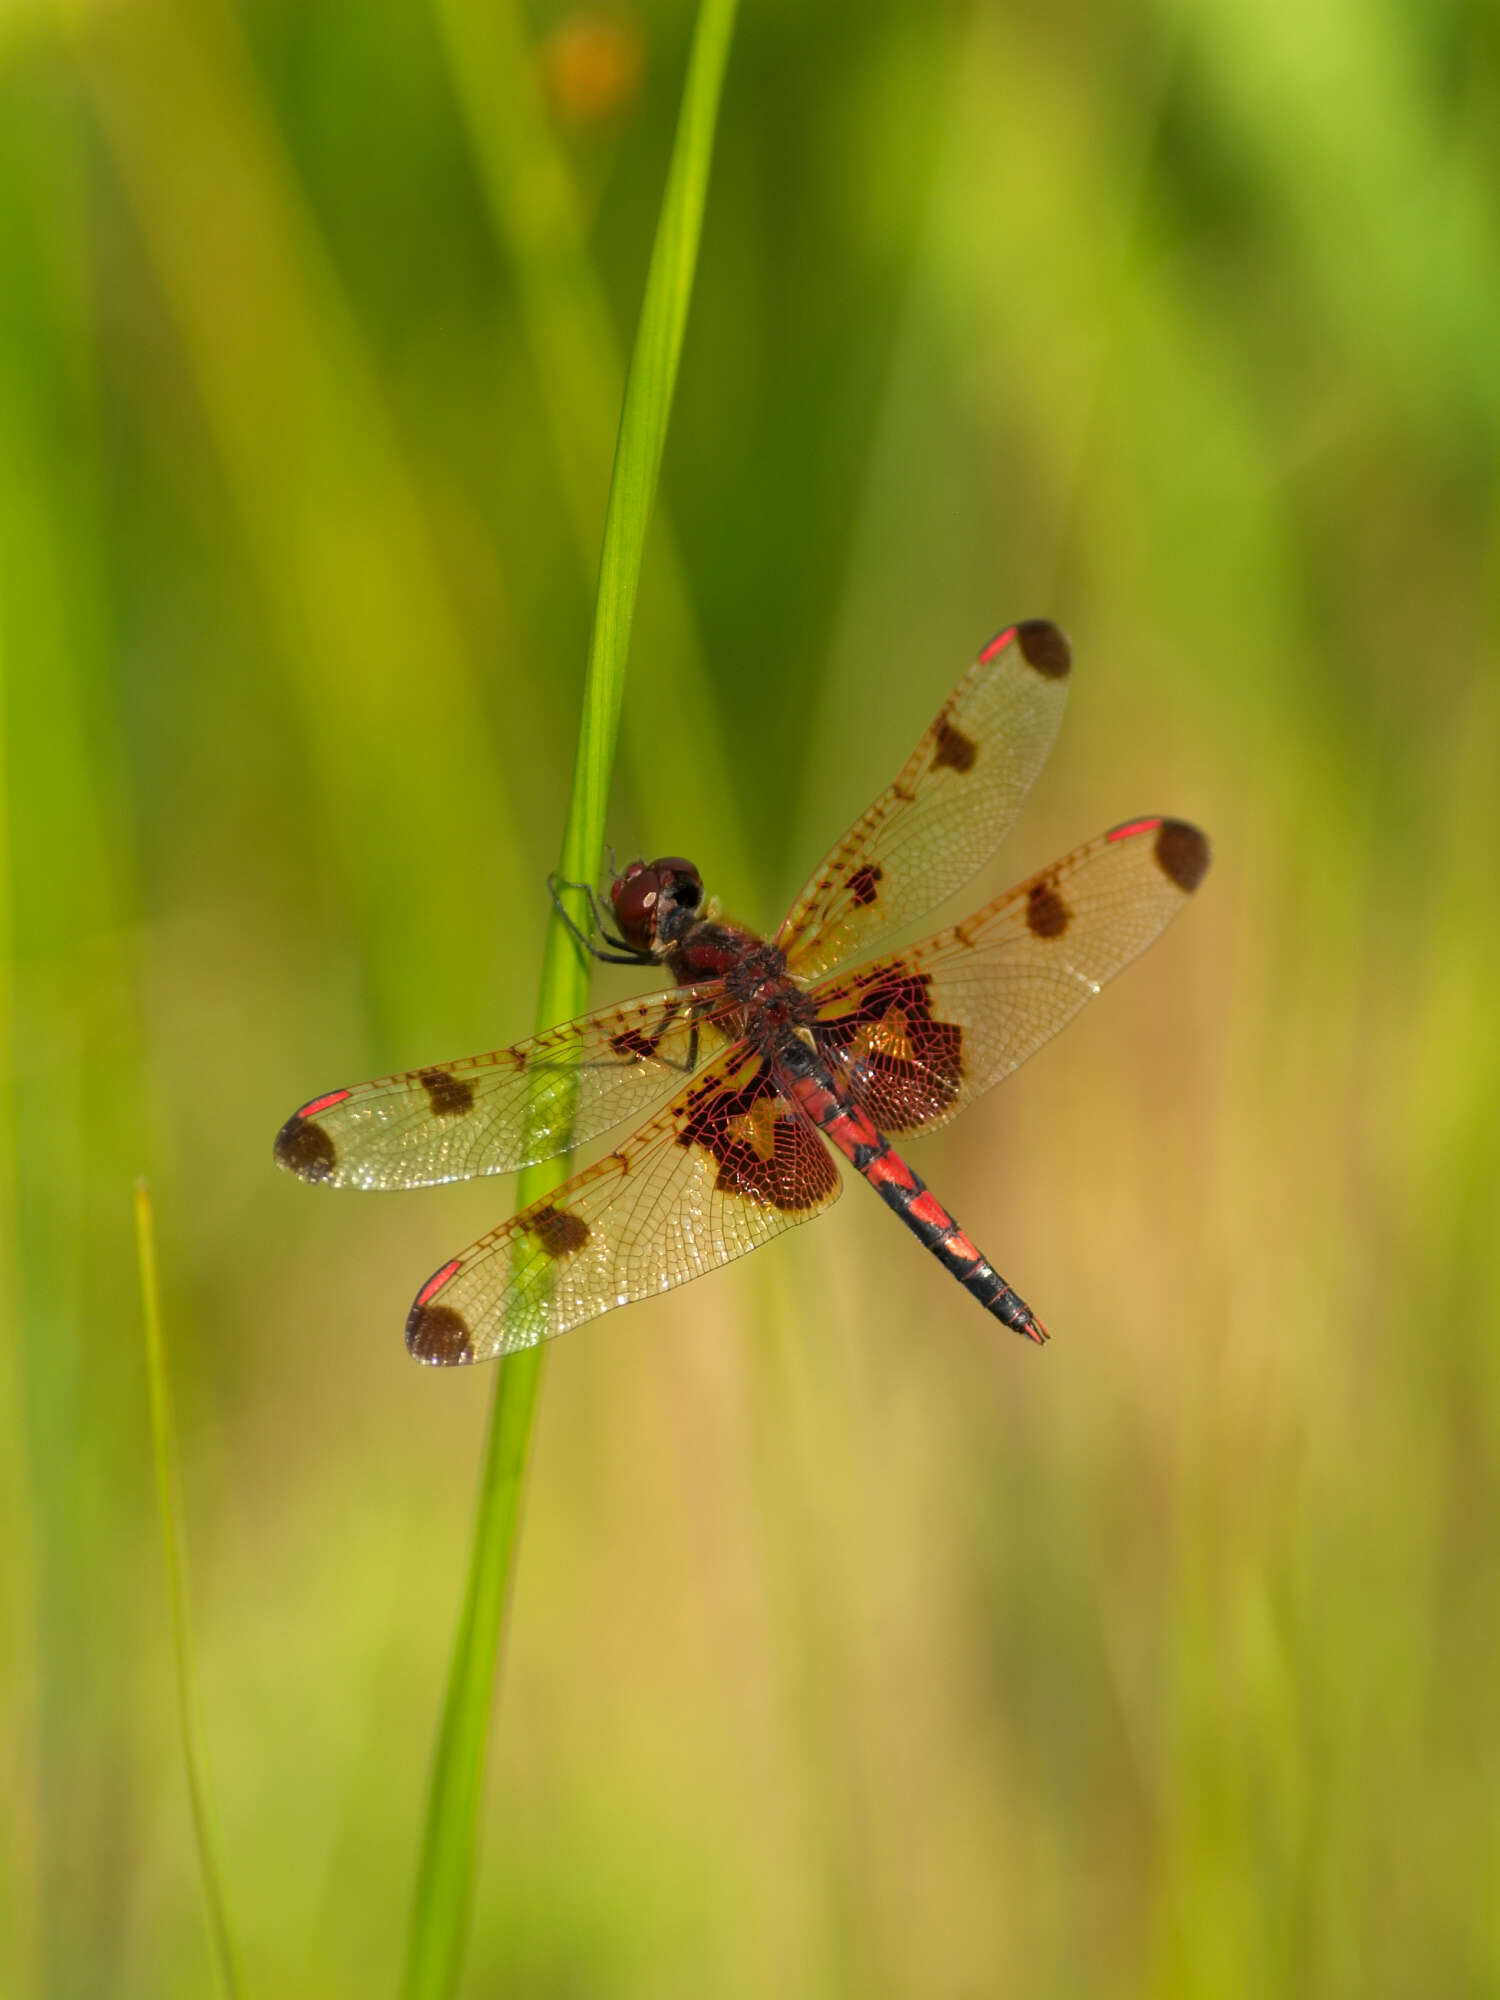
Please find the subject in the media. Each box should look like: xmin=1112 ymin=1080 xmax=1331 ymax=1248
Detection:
xmin=677 ymin=1059 xmax=838 ymax=1210
xmin=814 ymin=968 xmax=965 ymax=1133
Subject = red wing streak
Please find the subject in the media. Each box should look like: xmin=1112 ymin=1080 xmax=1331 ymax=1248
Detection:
xmin=810 ymin=817 xmax=1211 ymax=1136
xmin=776 ymin=619 xmax=1073 ymax=982
xmin=273 ymin=986 xmax=728 ymax=1191
xmin=405 ymin=1044 xmax=842 ymax=1363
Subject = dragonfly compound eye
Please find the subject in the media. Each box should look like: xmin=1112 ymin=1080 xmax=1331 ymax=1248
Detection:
xmin=611 ymin=861 xmax=666 ymax=951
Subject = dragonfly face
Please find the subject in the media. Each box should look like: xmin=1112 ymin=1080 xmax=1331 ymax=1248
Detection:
xmin=274 ymin=617 xmax=1212 ymax=1364
xmin=609 ymin=856 xmax=705 ymax=955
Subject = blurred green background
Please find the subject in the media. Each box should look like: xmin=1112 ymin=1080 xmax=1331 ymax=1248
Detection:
xmin=3 ymin=0 xmax=1498 ymax=1994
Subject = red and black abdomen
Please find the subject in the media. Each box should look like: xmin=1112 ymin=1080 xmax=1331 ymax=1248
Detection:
xmin=775 ymin=1037 xmax=1046 ymax=1344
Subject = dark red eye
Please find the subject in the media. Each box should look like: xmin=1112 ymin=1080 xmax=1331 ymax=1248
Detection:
xmin=610 ymin=861 xmax=663 ymax=953
xmin=609 ymin=856 xmax=704 ymax=953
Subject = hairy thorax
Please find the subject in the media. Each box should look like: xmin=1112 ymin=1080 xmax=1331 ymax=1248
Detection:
xmin=667 ymin=923 xmax=814 ymax=1051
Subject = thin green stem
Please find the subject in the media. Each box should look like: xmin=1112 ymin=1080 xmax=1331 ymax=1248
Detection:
xmin=428 ymin=0 xmax=753 ymax=898
xmin=399 ymin=5 xmax=740 ymax=1994
xmin=134 ymin=1182 xmax=243 ymax=2000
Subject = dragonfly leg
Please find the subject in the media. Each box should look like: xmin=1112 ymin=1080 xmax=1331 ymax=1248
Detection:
xmin=547 ymin=872 xmax=653 ymax=966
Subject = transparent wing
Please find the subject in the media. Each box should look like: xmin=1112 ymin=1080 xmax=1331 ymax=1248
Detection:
xmin=809 ymin=818 xmax=1211 ymax=1135
xmin=273 ymin=986 xmax=731 ymax=1190
xmin=404 ymin=1042 xmax=843 ymax=1363
xmin=776 ymin=619 xmax=1072 ymax=982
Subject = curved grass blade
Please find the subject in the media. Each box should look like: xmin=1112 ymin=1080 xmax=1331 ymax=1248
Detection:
xmin=134 ymin=1182 xmax=243 ymax=2000
xmin=428 ymin=0 xmax=754 ymax=902
xmin=400 ymin=4 xmax=741 ymax=1994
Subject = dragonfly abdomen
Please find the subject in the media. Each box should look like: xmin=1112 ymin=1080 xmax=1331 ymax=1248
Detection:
xmin=781 ymin=1048 xmax=1048 ymax=1345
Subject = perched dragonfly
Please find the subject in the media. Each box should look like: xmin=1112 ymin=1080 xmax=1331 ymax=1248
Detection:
xmin=275 ymin=620 xmax=1209 ymax=1363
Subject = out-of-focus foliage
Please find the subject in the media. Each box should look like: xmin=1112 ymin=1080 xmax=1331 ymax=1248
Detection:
xmin=2 ymin=0 xmax=1496 ymax=1994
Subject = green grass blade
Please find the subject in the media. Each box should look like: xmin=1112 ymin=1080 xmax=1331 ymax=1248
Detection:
xmin=133 ymin=1182 xmax=243 ymax=2000
xmin=429 ymin=0 xmax=753 ymax=899
xmin=399 ymin=5 xmax=740 ymax=1995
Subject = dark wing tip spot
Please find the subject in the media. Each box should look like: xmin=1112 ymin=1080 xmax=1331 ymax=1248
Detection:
xmin=1015 ymin=619 xmax=1072 ymax=679
xmin=274 ymin=1114 xmax=337 ymax=1182
xmin=406 ymin=1300 xmax=475 ymax=1365
xmin=1155 ymin=819 xmax=1212 ymax=893
xmin=1025 ymin=881 xmax=1071 ymax=939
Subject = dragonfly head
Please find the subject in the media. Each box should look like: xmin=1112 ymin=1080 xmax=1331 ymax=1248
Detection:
xmin=611 ymin=856 xmax=704 ymax=954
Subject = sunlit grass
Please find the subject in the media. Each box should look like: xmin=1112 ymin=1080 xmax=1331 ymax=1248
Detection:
xmin=400 ymin=5 xmax=740 ymax=1994
xmin=429 ymin=0 xmax=752 ymax=888
xmin=134 ymin=1182 xmax=242 ymax=1999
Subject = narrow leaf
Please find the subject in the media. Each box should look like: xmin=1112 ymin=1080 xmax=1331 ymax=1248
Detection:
xmin=400 ymin=5 xmax=741 ymax=1994
xmin=135 ymin=1181 xmax=243 ymax=1999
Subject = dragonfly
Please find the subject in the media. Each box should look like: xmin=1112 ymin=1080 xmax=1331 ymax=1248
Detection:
xmin=275 ymin=619 xmax=1209 ymax=1364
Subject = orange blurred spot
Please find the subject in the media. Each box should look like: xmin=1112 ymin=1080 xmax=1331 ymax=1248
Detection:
xmin=542 ymin=9 xmax=646 ymax=129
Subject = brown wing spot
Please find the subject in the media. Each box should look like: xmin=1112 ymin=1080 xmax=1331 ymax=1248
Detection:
xmin=815 ymin=970 xmax=964 ymax=1133
xmin=1014 ymin=618 xmax=1072 ymax=679
xmin=678 ymin=1061 xmax=837 ymax=1210
xmin=848 ymin=863 xmax=883 ymax=909
xmin=1026 ymin=880 xmax=1071 ymax=939
xmin=932 ymin=717 xmax=978 ymax=774
xmin=275 ymin=1114 xmax=337 ymax=1181
xmin=406 ymin=1301 xmax=475 ymax=1365
xmin=530 ymin=1202 xmax=590 ymax=1258
xmin=610 ymin=1028 xmax=657 ymax=1061
xmin=1155 ymin=819 xmax=1211 ymax=893
xmin=419 ymin=1066 xmax=476 ymax=1116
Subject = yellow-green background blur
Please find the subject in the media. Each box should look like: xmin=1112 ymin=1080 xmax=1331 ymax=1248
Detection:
xmin=3 ymin=1 xmax=1497 ymax=1994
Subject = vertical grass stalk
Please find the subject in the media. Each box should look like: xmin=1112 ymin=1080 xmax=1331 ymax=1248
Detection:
xmin=134 ymin=1183 xmax=243 ymax=1999
xmin=400 ymin=4 xmax=741 ymax=1993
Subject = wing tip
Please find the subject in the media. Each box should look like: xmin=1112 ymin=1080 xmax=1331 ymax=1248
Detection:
xmin=978 ymin=619 xmax=1071 ymax=678
xmin=1013 ymin=618 xmax=1072 ymax=680
xmin=1105 ymin=816 xmax=1213 ymax=895
xmin=1155 ymin=818 xmax=1212 ymax=893
xmin=406 ymin=1260 xmax=475 ymax=1365
xmin=274 ymin=1110 xmax=339 ymax=1182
